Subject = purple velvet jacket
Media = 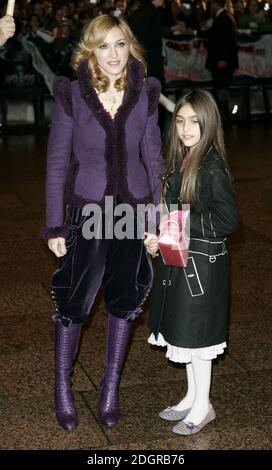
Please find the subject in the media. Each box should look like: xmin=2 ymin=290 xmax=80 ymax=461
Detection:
xmin=42 ymin=59 xmax=164 ymax=239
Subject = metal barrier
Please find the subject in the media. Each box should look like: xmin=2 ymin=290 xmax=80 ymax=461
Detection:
xmin=0 ymin=87 xmax=53 ymax=134
xmin=1 ymin=77 xmax=272 ymax=134
xmin=165 ymin=76 xmax=272 ymax=123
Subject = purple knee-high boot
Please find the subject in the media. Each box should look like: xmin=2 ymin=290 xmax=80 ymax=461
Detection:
xmin=99 ymin=313 xmax=133 ymax=427
xmin=55 ymin=319 xmax=81 ymax=431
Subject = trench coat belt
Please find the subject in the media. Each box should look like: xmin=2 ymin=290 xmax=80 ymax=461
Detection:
xmin=189 ymin=237 xmax=227 ymax=257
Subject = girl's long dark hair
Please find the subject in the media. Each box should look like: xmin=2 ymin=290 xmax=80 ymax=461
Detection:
xmin=164 ymin=89 xmax=226 ymax=206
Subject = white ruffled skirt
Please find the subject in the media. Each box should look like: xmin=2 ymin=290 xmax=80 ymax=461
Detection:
xmin=148 ymin=333 xmax=227 ymax=364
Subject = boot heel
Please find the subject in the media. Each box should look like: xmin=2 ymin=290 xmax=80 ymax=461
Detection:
xmin=99 ymin=369 xmax=120 ymax=427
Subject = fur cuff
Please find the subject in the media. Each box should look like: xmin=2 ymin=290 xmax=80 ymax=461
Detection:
xmin=40 ymin=225 xmax=70 ymax=240
xmin=53 ymin=76 xmax=73 ymax=117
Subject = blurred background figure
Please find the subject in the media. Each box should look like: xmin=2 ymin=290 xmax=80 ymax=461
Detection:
xmin=237 ymin=0 xmax=265 ymax=30
xmin=205 ymin=0 xmax=239 ymax=123
xmin=113 ymin=0 xmax=128 ymax=18
xmin=128 ymin=0 xmax=165 ymax=86
xmin=128 ymin=0 xmax=166 ymax=129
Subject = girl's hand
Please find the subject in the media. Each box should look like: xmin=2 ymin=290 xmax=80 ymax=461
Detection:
xmin=48 ymin=237 xmax=67 ymax=257
xmin=144 ymin=233 xmax=159 ymax=258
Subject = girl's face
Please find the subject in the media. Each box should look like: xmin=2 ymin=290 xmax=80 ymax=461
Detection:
xmin=176 ymin=103 xmax=201 ymax=149
xmin=93 ymin=27 xmax=129 ymax=80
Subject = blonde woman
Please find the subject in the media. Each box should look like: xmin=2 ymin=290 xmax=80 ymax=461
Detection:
xmin=42 ymin=14 xmax=163 ymax=431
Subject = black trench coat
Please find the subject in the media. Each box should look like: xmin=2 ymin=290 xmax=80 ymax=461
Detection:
xmin=148 ymin=147 xmax=239 ymax=348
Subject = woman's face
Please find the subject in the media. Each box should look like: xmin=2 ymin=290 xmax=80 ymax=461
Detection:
xmin=176 ymin=103 xmax=201 ymax=149
xmin=93 ymin=26 xmax=129 ymax=80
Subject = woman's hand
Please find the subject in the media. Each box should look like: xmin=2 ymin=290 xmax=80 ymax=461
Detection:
xmin=48 ymin=237 xmax=67 ymax=257
xmin=144 ymin=233 xmax=159 ymax=258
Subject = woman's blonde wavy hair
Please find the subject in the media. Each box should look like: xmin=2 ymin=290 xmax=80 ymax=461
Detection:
xmin=71 ymin=14 xmax=146 ymax=93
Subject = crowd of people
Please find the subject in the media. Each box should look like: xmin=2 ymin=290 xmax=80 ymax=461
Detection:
xmin=1 ymin=0 xmax=271 ymax=52
xmin=1 ymin=0 xmax=271 ymax=79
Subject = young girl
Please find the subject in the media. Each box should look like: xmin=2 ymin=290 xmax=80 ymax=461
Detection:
xmin=145 ymin=89 xmax=239 ymax=435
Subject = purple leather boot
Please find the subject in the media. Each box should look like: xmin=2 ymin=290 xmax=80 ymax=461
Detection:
xmin=55 ymin=319 xmax=81 ymax=431
xmin=99 ymin=313 xmax=133 ymax=427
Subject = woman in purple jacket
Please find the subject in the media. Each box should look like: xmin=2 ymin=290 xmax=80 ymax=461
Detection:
xmin=41 ymin=14 xmax=163 ymax=431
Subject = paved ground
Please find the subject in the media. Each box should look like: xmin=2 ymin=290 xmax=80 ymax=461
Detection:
xmin=0 ymin=124 xmax=271 ymax=451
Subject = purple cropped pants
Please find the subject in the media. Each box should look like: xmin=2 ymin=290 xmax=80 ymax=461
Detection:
xmin=50 ymin=207 xmax=153 ymax=325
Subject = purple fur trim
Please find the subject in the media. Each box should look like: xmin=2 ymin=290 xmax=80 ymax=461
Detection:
xmin=40 ymin=225 xmax=70 ymax=240
xmin=53 ymin=76 xmax=73 ymax=117
xmin=64 ymin=154 xmax=152 ymax=208
xmin=77 ymin=60 xmax=152 ymax=206
xmin=111 ymin=68 xmax=153 ymax=206
xmin=145 ymin=77 xmax=161 ymax=116
xmin=127 ymin=59 xmax=145 ymax=90
xmin=77 ymin=61 xmax=117 ymax=199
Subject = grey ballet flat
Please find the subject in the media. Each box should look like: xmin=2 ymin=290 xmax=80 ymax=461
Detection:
xmin=159 ymin=407 xmax=191 ymax=421
xmin=172 ymin=405 xmax=216 ymax=435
